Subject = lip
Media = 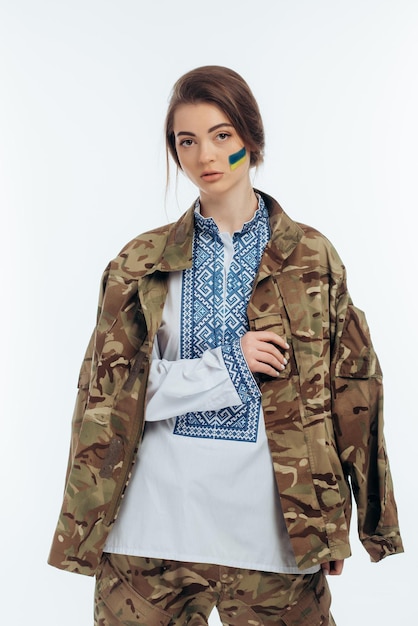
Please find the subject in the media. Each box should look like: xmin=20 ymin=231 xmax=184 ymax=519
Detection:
xmin=200 ymin=171 xmax=223 ymax=182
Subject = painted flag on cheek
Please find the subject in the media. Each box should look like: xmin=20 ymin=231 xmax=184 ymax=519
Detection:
xmin=229 ymin=146 xmax=247 ymax=171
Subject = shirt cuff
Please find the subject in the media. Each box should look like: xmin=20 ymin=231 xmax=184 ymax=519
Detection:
xmin=221 ymin=339 xmax=261 ymax=402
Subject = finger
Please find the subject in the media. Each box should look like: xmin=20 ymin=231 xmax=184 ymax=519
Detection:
xmin=240 ymin=333 xmax=288 ymax=374
xmin=323 ymin=560 xmax=344 ymax=576
xmin=251 ymin=360 xmax=282 ymax=378
xmin=256 ymin=341 xmax=288 ymax=369
xmin=329 ymin=560 xmax=344 ymax=576
xmin=250 ymin=346 xmax=288 ymax=376
xmin=254 ymin=331 xmax=289 ymax=350
xmin=244 ymin=345 xmax=285 ymax=373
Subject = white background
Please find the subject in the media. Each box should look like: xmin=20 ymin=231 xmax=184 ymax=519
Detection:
xmin=0 ymin=1 xmax=416 ymax=624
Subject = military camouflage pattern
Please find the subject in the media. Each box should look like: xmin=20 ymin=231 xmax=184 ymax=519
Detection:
xmin=94 ymin=554 xmax=335 ymax=625
xmin=48 ymin=190 xmax=403 ymax=576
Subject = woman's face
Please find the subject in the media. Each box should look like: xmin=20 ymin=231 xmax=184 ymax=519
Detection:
xmin=173 ymin=102 xmax=251 ymax=198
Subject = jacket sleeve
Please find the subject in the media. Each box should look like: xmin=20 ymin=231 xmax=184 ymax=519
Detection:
xmin=330 ymin=276 xmax=404 ymax=562
xmin=63 ymin=266 xmax=110 ymax=485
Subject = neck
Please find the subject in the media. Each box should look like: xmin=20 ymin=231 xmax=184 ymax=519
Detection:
xmin=199 ymin=184 xmax=258 ymax=234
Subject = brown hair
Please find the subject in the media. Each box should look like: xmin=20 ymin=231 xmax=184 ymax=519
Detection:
xmin=165 ymin=66 xmax=265 ymax=171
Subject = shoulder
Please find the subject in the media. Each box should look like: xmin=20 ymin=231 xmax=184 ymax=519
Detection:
xmin=259 ymin=189 xmax=345 ymax=275
xmin=109 ymin=224 xmax=172 ymax=277
xmin=120 ymin=222 xmax=173 ymax=259
xmin=106 ymin=210 xmax=193 ymax=279
xmin=296 ymin=222 xmax=345 ymax=276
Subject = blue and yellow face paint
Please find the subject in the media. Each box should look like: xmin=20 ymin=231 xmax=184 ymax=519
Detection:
xmin=228 ymin=146 xmax=247 ymax=171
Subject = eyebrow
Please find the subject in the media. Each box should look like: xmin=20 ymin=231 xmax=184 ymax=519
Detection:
xmin=176 ymin=122 xmax=234 ymax=137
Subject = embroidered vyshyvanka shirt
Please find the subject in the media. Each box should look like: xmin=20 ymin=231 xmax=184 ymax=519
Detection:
xmin=104 ymin=198 xmax=319 ymax=574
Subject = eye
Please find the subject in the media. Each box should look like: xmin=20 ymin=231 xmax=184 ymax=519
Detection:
xmin=179 ymin=138 xmax=194 ymax=147
xmin=216 ymin=132 xmax=231 ymax=141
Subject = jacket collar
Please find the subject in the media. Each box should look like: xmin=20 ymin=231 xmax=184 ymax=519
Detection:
xmin=152 ymin=189 xmax=303 ymax=275
xmin=255 ymin=190 xmax=304 ymax=279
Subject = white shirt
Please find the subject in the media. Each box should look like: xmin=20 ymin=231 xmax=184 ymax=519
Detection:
xmin=104 ymin=202 xmax=319 ymax=574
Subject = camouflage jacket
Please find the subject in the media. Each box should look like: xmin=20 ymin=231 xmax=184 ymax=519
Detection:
xmin=48 ymin=191 xmax=403 ymax=576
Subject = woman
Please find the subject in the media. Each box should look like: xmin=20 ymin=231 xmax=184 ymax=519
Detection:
xmin=48 ymin=66 xmax=403 ymax=625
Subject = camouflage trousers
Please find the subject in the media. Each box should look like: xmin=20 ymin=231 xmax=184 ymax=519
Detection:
xmin=94 ymin=553 xmax=336 ymax=626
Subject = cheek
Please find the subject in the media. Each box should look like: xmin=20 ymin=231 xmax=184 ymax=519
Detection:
xmin=177 ymin=156 xmax=198 ymax=180
xmin=228 ymin=146 xmax=247 ymax=171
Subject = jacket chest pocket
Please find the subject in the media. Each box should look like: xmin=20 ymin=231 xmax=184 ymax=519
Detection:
xmin=253 ymin=314 xmax=293 ymax=379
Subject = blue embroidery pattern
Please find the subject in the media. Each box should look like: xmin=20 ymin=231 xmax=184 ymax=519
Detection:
xmin=174 ymin=197 xmax=270 ymax=442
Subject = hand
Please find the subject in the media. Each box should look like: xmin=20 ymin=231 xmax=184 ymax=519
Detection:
xmin=321 ymin=559 xmax=345 ymax=576
xmin=240 ymin=331 xmax=289 ymax=378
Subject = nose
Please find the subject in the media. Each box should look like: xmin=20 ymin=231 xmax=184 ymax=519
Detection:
xmin=198 ymin=141 xmax=215 ymax=164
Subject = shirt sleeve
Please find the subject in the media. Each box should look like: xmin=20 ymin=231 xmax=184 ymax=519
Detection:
xmin=145 ymin=343 xmax=244 ymax=422
xmin=221 ymin=338 xmax=262 ymax=404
